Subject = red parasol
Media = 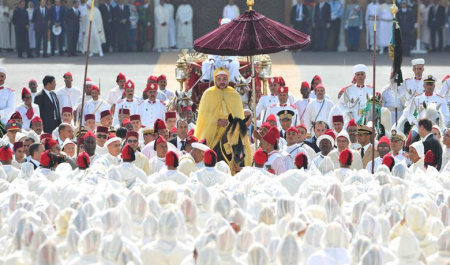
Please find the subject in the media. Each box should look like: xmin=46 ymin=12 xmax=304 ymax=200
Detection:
xmin=194 ymin=10 xmax=310 ymax=56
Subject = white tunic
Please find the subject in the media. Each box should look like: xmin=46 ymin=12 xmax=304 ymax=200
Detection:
xmin=403 ymin=93 xmax=449 ymax=125
xmin=281 ymin=144 xmax=309 ymax=170
xmin=0 ymin=85 xmax=15 ymax=124
xmin=303 ymin=98 xmax=334 ymax=133
xmin=398 ymin=77 xmax=424 ymax=107
xmin=148 ymin=156 xmax=166 ymax=175
xmin=113 ymin=98 xmax=140 ymax=126
xmin=255 ymin=94 xmax=279 ymax=119
xmin=176 ymin=4 xmax=193 ymax=49
xmin=338 ymin=84 xmax=373 ymax=125
xmin=15 ymin=103 xmax=40 ymax=131
xmin=378 ymin=4 xmax=393 ymax=48
xmin=365 ymin=2 xmax=379 ymax=47
xmin=265 ymin=150 xmax=286 ymax=175
xmin=438 ymin=78 xmax=450 ymax=106
xmin=222 ymin=4 xmax=240 ymax=19
xmin=0 ymin=6 xmax=10 ymax=49
xmin=136 ymin=100 xmax=166 ymax=128
xmin=264 ymin=103 xmax=300 ymax=127
xmin=108 ymin=162 xmax=147 ymax=188
xmin=192 ymin=167 xmax=227 ymax=187
xmin=107 ymin=86 xmax=123 ymax=105
xmin=154 ymin=4 xmax=169 ymax=50
xmin=381 ymin=84 xmax=404 ymax=124
xmin=154 ymin=169 xmax=187 ymax=184
xmin=165 ymin=3 xmax=176 ymax=47
xmin=293 ymin=98 xmax=310 ymax=124
xmin=159 ymin=89 xmax=174 ymax=102
xmin=81 ymin=7 xmax=105 ymax=54
xmin=56 ymin=86 xmax=82 ymax=112
xmin=83 ymin=99 xmax=111 ymax=123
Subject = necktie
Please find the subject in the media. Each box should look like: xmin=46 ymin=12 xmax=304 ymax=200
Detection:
xmin=360 ymin=147 xmax=365 ymax=158
xmin=297 ymin=5 xmax=301 ymax=20
xmin=41 ymin=8 xmax=44 ymax=16
xmin=56 ymin=7 xmax=59 ymax=21
xmin=50 ymin=92 xmax=60 ymax=119
xmin=181 ymin=140 xmax=186 ymax=151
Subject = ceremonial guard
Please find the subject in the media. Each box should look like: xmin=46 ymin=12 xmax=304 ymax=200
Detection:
xmin=0 ymin=67 xmax=15 ymax=125
xmin=303 ymin=84 xmax=334 ymax=133
xmin=365 ymin=0 xmax=379 ymax=51
xmin=157 ymin=75 xmax=174 ymax=102
xmin=398 ymin=59 xmax=425 ymax=107
xmin=256 ymin=77 xmax=281 ymax=119
xmin=16 ymin=88 xmax=39 ymax=131
xmin=56 ymin=72 xmax=81 ymax=112
xmin=381 ymin=81 xmax=404 ymax=124
xmin=83 ymin=85 xmax=110 ymax=124
xmin=281 ymin=126 xmax=309 ymax=170
xmin=260 ymin=126 xmax=286 ymax=175
xmin=137 ymin=83 xmax=166 ymax=128
xmin=107 ymin=72 xmax=127 ymax=106
xmin=113 ymin=80 xmax=139 ymax=126
xmin=264 ymin=87 xmax=299 ymax=127
xmin=438 ymin=75 xmax=450 ymax=108
xmin=338 ymin=64 xmax=373 ymax=124
xmin=293 ymin=81 xmax=311 ymax=124
xmin=109 ymin=144 xmax=147 ymax=188
xmin=358 ymin=125 xmax=379 ymax=168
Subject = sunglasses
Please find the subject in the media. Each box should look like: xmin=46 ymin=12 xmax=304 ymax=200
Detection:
xmin=97 ymin=134 xmax=108 ymax=139
xmin=127 ymin=139 xmax=139 ymax=143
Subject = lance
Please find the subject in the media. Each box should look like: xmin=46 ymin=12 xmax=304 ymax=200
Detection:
xmin=77 ymin=0 xmax=95 ymax=156
xmin=371 ymin=6 xmax=377 ymax=174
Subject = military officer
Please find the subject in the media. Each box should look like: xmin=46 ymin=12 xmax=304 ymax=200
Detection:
xmin=0 ymin=67 xmax=15 ymax=125
xmin=263 ymin=86 xmax=300 ymax=127
xmin=255 ymin=77 xmax=281 ymax=119
xmin=113 ymin=79 xmax=139 ymax=127
xmin=398 ymin=59 xmax=425 ymax=107
xmin=137 ymin=83 xmax=167 ymax=128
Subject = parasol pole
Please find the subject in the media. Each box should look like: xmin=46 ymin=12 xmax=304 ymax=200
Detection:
xmin=77 ymin=0 xmax=95 ymax=156
xmin=371 ymin=6 xmax=377 ymax=174
xmin=251 ymin=56 xmax=257 ymax=152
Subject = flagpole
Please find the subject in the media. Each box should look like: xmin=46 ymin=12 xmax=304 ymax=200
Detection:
xmin=77 ymin=0 xmax=95 ymax=156
xmin=371 ymin=7 xmax=377 ymax=174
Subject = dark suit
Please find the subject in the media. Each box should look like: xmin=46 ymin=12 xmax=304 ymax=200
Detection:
xmin=32 ymin=6 xmax=50 ymax=56
xmin=290 ymin=4 xmax=310 ymax=34
xmin=423 ymin=133 xmax=443 ymax=170
xmin=65 ymin=7 xmax=80 ymax=56
xmin=304 ymin=136 xmax=320 ymax=153
xmin=12 ymin=7 xmax=32 ymax=57
xmin=34 ymin=90 xmax=61 ymax=133
xmin=428 ymin=5 xmax=446 ymax=51
xmin=169 ymin=137 xmax=186 ymax=151
xmin=313 ymin=2 xmax=331 ymax=51
xmin=397 ymin=8 xmax=414 ymax=56
xmin=113 ymin=4 xmax=130 ymax=52
xmin=50 ymin=5 xmax=66 ymax=55
xmin=99 ymin=3 xmax=114 ymax=52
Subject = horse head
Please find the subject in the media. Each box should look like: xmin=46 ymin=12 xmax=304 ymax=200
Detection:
xmin=234 ymin=76 xmax=252 ymax=95
xmin=420 ymin=102 xmax=443 ymax=128
xmin=223 ymin=114 xmax=249 ymax=165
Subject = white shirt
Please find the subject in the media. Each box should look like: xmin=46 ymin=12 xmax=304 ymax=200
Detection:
xmin=293 ymin=98 xmax=310 ymax=123
xmin=107 ymin=86 xmax=124 ymax=105
xmin=398 ymin=77 xmax=424 ymax=106
xmin=255 ymin=94 xmax=279 ymax=119
xmin=159 ymin=88 xmax=174 ymax=101
xmin=264 ymin=103 xmax=300 ymax=127
xmin=15 ymin=103 xmax=40 ymax=131
xmin=265 ymin=150 xmax=286 ymax=175
xmin=56 ymin=86 xmax=82 ymax=111
xmin=303 ymin=98 xmax=334 ymax=133
xmin=0 ymin=84 xmax=16 ymax=124
xmin=83 ymin=99 xmax=111 ymax=123
xmin=136 ymin=99 xmax=166 ymax=128
xmin=113 ymin=98 xmax=140 ymax=126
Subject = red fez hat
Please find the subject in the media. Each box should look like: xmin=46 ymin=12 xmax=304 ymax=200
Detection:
xmin=424 ymin=150 xmax=435 ymax=165
xmin=62 ymin=107 xmax=73 ymax=114
xmin=187 ymin=128 xmax=195 ymax=137
xmin=107 ymin=133 xmax=116 ymax=140
xmin=121 ymin=144 xmax=136 ymax=162
xmin=85 ymin=114 xmax=95 ymax=121
xmin=324 ymin=129 xmax=336 ymax=140
xmin=22 ymin=87 xmax=31 ymax=98
xmin=118 ymin=108 xmax=130 ymax=115
xmin=83 ymin=131 xmax=97 ymax=140
xmin=278 ymin=77 xmax=286 ymax=86
xmin=339 ymin=148 xmax=353 ymax=166
xmin=443 ymin=75 xmax=450 ymax=83
xmin=40 ymin=150 xmax=52 ymax=167
xmin=165 ymin=151 xmax=179 ymax=167
xmin=64 ymin=72 xmax=72 ymax=77
xmin=100 ymin=110 xmax=112 ymax=119
xmin=153 ymin=136 xmax=167 ymax=150
xmin=43 ymin=138 xmax=58 ymax=150
xmin=295 ymin=152 xmax=308 ymax=169
xmin=90 ymin=85 xmax=100 ymax=92
xmin=315 ymin=84 xmax=325 ymax=90
xmin=263 ymin=127 xmax=280 ymax=146
xmin=124 ymin=80 xmax=135 ymax=89
xmin=130 ymin=114 xmax=141 ymax=121
xmin=147 ymin=75 xmax=158 ymax=83
xmin=40 ymin=133 xmax=52 ymax=141
xmin=378 ymin=136 xmax=391 ymax=147
xmin=170 ymin=127 xmax=177 ymax=134
xmin=76 ymin=152 xmax=90 ymax=169
xmin=382 ymin=153 xmax=395 ymax=170
xmin=30 ymin=116 xmax=43 ymax=125
xmin=122 ymin=118 xmax=131 ymax=126
xmin=13 ymin=142 xmax=23 ymax=152
xmin=301 ymin=81 xmax=310 ymax=89
xmin=268 ymin=77 xmax=280 ymax=84
xmin=253 ymin=148 xmax=268 ymax=165
xmin=261 ymin=122 xmax=271 ymax=130
xmin=277 ymin=86 xmax=289 ymax=94
xmin=165 ymin=112 xmax=176 ymax=120
xmin=117 ymin=72 xmax=126 ymax=81
xmin=157 ymin=75 xmax=167 ymax=81
xmin=286 ymin=126 xmax=299 ymax=134
xmin=332 ymin=115 xmax=344 ymax=123
xmin=204 ymin=149 xmax=217 ymax=167
xmin=347 ymin=118 xmax=358 ymax=128
xmin=296 ymin=124 xmax=307 ymax=132
xmin=10 ymin=111 xmax=22 ymax=120
xmin=96 ymin=126 xmax=109 ymax=134
xmin=126 ymin=131 xmax=139 ymax=139
xmin=154 ymin=119 xmax=167 ymax=132
xmin=186 ymin=135 xmax=198 ymax=145
xmin=0 ymin=145 xmax=13 ymax=161
xmin=312 ymin=75 xmax=322 ymax=83
xmin=266 ymin=114 xmax=277 ymax=123
xmin=181 ymin=106 xmax=192 ymax=112
xmin=145 ymin=83 xmax=158 ymax=92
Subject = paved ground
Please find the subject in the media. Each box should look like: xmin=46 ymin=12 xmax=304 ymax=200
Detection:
xmin=1 ymin=50 xmax=449 ymax=104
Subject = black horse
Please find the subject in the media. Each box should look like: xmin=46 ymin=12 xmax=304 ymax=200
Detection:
xmin=213 ymin=114 xmax=250 ymax=173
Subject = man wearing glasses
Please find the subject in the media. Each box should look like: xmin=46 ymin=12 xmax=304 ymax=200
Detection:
xmin=125 ymin=131 xmax=151 ymax=176
xmin=95 ymin=126 xmax=109 ymax=155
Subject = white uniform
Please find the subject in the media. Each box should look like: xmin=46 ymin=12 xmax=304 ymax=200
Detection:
xmin=403 ymin=92 xmax=449 ymax=126
xmin=398 ymin=77 xmax=424 ymax=107
xmin=107 ymin=86 xmax=124 ymax=105
xmin=201 ymin=55 xmax=240 ymax=82
xmin=148 ymin=156 xmax=166 ymax=175
xmin=265 ymin=150 xmax=286 ymax=175
xmin=378 ymin=3 xmax=393 ymax=48
xmin=365 ymin=2 xmax=379 ymax=48
xmin=175 ymin=3 xmax=193 ymax=49
xmin=136 ymin=100 xmax=166 ymax=128
xmin=303 ymin=98 xmax=334 ymax=133
xmin=113 ymin=98 xmax=140 ymax=126
xmin=83 ymin=99 xmax=111 ymax=123
xmin=159 ymin=89 xmax=174 ymax=102
xmin=338 ymin=84 xmax=373 ymax=125
xmin=0 ymin=85 xmax=15 ymax=124
xmin=293 ymin=98 xmax=310 ymax=124
xmin=222 ymin=4 xmax=240 ymax=19
xmin=281 ymin=144 xmax=309 ymax=170
xmin=15 ymin=103 xmax=40 ymax=131
xmin=56 ymin=86 xmax=82 ymax=112
xmin=381 ymin=84 xmax=404 ymax=124
xmin=256 ymin=94 xmax=278 ymax=119
xmin=438 ymin=78 xmax=450 ymax=107
xmin=263 ymin=103 xmax=300 ymax=127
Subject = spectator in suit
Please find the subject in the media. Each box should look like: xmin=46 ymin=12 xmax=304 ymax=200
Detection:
xmin=50 ymin=0 xmax=66 ymax=56
xmin=313 ymin=0 xmax=331 ymax=51
xmin=397 ymin=0 xmax=414 ymax=56
xmin=34 ymin=76 xmax=61 ymax=133
xmin=65 ymin=0 xmax=80 ymax=57
xmin=344 ymin=0 xmax=363 ymax=51
xmin=445 ymin=4 xmax=450 ymax=51
xmin=12 ymin=0 xmax=33 ymax=58
xmin=428 ymin=0 xmax=446 ymax=52
xmin=290 ymin=0 xmax=310 ymax=34
xmin=99 ymin=0 xmax=114 ymax=53
xmin=113 ymin=0 xmax=130 ymax=52
xmin=169 ymin=119 xmax=188 ymax=151
xmin=32 ymin=0 xmax=50 ymax=57
xmin=418 ymin=118 xmax=443 ymax=170
xmin=328 ymin=0 xmax=343 ymax=51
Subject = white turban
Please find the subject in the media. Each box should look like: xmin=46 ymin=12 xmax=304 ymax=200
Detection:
xmin=410 ymin=141 xmax=424 ymax=158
